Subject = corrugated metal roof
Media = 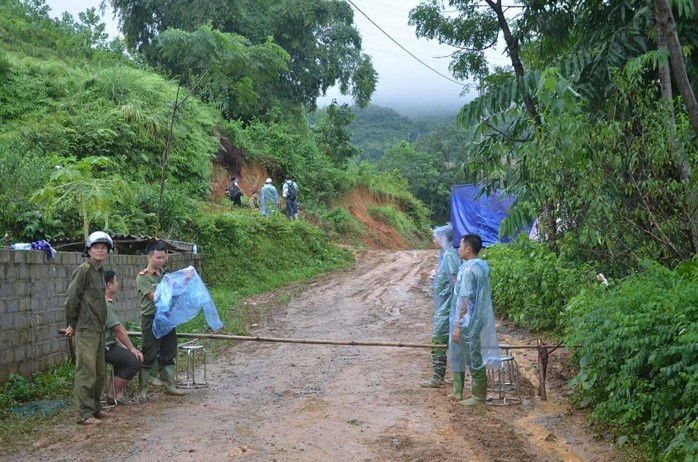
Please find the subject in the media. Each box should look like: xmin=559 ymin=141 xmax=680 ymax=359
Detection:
xmin=50 ymin=234 xmax=194 ymax=255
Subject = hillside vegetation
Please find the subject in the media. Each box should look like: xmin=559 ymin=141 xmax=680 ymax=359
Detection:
xmin=0 ymin=0 xmax=429 ymax=248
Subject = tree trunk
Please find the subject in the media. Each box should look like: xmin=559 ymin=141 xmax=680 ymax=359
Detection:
xmin=655 ymin=0 xmax=698 ymax=135
xmin=654 ymin=0 xmax=698 ymax=252
xmin=655 ymin=21 xmax=673 ymax=102
xmin=485 ymin=0 xmax=553 ymax=241
xmin=486 ymin=0 xmax=540 ymax=125
xmin=82 ymin=199 xmax=89 ymax=240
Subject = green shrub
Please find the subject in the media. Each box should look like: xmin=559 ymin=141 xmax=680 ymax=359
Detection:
xmin=193 ymin=209 xmax=352 ymax=297
xmin=484 ymin=236 xmax=595 ymax=333
xmin=565 ymin=260 xmax=698 ymax=460
xmin=0 ymin=363 xmax=74 ymax=410
xmin=321 ymin=207 xmax=364 ymax=237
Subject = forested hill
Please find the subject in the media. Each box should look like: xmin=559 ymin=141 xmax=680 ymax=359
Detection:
xmin=345 ymin=105 xmax=455 ymax=161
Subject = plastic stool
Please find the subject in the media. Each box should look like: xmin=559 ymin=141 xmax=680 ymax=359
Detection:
xmin=176 ymin=342 xmax=208 ymax=388
xmin=488 ymin=355 xmax=521 ymax=405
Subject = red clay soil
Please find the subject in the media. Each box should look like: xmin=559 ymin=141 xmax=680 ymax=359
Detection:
xmin=213 ymin=158 xmax=412 ymax=250
xmin=337 ymin=186 xmax=408 ymax=249
xmin=211 ymin=162 xmax=270 ymax=202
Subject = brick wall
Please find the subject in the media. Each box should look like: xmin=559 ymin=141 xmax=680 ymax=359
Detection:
xmin=0 ymin=249 xmax=200 ymax=383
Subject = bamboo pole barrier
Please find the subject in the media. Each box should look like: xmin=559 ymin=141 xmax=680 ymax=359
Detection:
xmin=136 ymin=331 xmax=447 ymax=349
xmin=57 ymin=329 xmax=570 ymax=400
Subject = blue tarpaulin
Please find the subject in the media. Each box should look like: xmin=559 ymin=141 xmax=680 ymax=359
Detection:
xmin=450 ymin=185 xmax=519 ymax=247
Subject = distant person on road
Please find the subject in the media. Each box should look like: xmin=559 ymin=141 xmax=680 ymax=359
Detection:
xmin=226 ymin=176 xmax=244 ymax=207
xmin=449 ymin=234 xmax=500 ymax=405
xmin=136 ymin=240 xmax=185 ymax=399
xmin=248 ymin=190 xmax=261 ymax=210
xmin=64 ymin=231 xmax=113 ymax=425
xmin=260 ymin=178 xmax=279 ymax=216
xmin=103 ymin=269 xmax=143 ymax=405
xmin=282 ymin=178 xmax=299 ymax=221
xmin=420 ymin=224 xmax=460 ymax=388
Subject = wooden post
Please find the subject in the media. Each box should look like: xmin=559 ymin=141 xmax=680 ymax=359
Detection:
xmin=537 ymin=339 xmax=549 ymax=401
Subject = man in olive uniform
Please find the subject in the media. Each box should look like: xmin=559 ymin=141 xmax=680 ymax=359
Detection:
xmin=64 ymin=231 xmax=113 ymax=425
xmin=104 ymin=269 xmax=143 ymax=405
xmin=136 ymin=240 xmax=185 ymax=398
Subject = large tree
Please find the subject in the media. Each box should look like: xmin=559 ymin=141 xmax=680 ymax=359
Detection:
xmin=103 ymin=0 xmax=377 ymax=110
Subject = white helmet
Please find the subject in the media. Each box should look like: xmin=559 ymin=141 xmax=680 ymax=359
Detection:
xmin=265 ymin=178 xmax=272 ymax=184
xmin=86 ymin=231 xmax=113 ymax=250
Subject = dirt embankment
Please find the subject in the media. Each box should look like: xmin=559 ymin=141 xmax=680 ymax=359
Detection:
xmin=8 ymin=250 xmax=626 ymax=462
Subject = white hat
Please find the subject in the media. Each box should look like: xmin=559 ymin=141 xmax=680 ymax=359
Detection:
xmin=265 ymin=178 xmax=272 ymax=183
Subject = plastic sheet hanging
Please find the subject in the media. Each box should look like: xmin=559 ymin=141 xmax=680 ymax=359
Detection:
xmin=450 ymin=185 xmax=526 ymax=247
xmin=152 ymin=266 xmax=223 ymax=339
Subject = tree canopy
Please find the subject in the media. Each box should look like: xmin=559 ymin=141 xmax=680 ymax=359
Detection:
xmin=105 ymin=0 xmax=377 ymax=111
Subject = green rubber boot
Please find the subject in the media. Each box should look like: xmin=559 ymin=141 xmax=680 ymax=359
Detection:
xmin=136 ymin=368 xmax=150 ymax=400
xmin=447 ymin=371 xmax=465 ymax=400
xmin=161 ymin=365 xmax=186 ymax=396
xmin=460 ymin=370 xmax=487 ymax=406
xmin=420 ymin=355 xmax=447 ymax=388
xmin=149 ymin=362 xmax=163 ymax=387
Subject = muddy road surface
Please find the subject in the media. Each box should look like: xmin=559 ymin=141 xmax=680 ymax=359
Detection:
xmin=10 ymin=250 xmax=625 ymax=462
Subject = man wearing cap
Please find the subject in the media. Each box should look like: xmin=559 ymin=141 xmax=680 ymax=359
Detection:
xmin=260 ymin=178 xmax=279 ymax=217
xmin=64 ymin=231 xmax=113 ymax=425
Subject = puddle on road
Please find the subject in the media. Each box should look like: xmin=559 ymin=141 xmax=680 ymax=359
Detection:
xmin=514 ymin=400 xmax=584 ymax=462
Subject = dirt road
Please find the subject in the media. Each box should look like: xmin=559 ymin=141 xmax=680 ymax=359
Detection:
xmin=12 ymin=250 xmax=624 ymax=461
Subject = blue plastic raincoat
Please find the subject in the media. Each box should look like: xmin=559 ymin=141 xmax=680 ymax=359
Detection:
xmin=449 ymin=259 xmax=501 ymax=372
xmin=432 ymin=225 xmax=461 ymax=337
xmin=152 ymin=266 xmax=223 ymax=339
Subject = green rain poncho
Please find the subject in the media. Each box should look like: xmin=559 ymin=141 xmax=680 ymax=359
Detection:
xmin=432 ymin=224 xmax=461 ymax=337
xmin=449 ymin=258 xmax=501 ymax=373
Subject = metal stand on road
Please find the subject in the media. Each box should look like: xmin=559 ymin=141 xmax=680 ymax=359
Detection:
xmin=487 ymin=344 xmax=521 ymax=406
xmin=176 ymin=341 xmax=208 ymax=389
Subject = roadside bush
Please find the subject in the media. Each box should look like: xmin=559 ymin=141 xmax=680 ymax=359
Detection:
xmin=565 ymin=260 xmax=698 ymax=460
xmin=193 ymin=209 xmax=352 ymax=293
xmin=367 ymin=205 xmax=421 ymax=242
xmin=317 ymin=207 xmax=364 ymax=237
xmin=0 ymin=363 xmax=74 ymax=410
xmin=484 ymin=236 xmax=594 ymax=333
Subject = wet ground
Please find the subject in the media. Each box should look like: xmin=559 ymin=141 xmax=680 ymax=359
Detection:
xmin=5 ymin=249 xmax=626 ymax=461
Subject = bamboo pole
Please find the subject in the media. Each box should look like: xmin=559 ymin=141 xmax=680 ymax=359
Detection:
xmin=57 ymin=328 xmax=569 ymax=351
xmin=128 ymin=331 xmax=448 ymax=349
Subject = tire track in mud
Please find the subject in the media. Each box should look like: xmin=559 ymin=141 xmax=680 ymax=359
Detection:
xmin=8 ymin=249 xmax=624 ymax=462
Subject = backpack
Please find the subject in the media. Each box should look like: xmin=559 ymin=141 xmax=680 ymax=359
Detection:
xmin=228 ymin=184 xmax=243 ymax=201
xmin=286 ymin=182 xmax=297 ymax=201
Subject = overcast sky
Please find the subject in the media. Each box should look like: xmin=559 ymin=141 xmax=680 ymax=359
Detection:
xmin=45 ymin=0 xmax=510 ymax=116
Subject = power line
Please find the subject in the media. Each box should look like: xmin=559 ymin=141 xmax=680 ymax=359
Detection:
xmin=345 ymin=0 xmax=466 ymax=87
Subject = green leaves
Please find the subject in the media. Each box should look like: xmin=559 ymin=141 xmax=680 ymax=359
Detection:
xmin=565 ymin=260 xmax=698 ymax=460
xmin=484 ymin=236 xmax=594 ymax=333
xmin=31 ymin=155 xmax=126 ymax=239
xmin=153 ymin=25 xmax=289 ymax=121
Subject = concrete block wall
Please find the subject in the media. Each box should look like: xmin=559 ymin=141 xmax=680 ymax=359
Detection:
xmin=0 ymin=249 xmax=200 ymax=383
